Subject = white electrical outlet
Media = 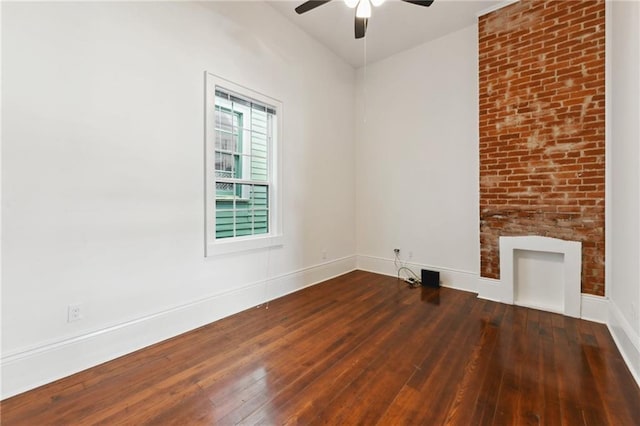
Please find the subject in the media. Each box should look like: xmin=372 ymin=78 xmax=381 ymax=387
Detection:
xmin=322 ymin=250 xmax=327 ymax=260
xmin=408 ymin=251 xmax=413 ymax=260
xmin=68 ymin=304 xmax=83 ymax=322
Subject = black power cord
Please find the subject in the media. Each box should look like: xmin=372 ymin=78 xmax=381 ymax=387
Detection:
xmin=394 ymin=251 xmax=422 ymax=288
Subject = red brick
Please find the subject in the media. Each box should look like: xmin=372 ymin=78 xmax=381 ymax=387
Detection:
xmin=479 ymin=0 xmax=605 ymax=296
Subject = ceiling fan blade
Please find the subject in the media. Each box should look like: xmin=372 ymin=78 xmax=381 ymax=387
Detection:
xmin=355 ymin=16 xmax=368 ymax=39
xmin=295 ymin=0 xmax=333 ymax=14
xmin=400 ymin=0 xmax=435 ymax=7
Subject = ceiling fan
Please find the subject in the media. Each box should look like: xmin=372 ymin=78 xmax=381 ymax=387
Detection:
xmin=295 ymin=0 xmax=435 ymax=39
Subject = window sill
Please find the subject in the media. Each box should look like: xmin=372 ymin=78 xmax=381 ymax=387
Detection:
xmin=206 ymin=234 xmax=283 ymax=257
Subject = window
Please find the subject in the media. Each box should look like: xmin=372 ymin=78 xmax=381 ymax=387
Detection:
xmin=205 ymin=73 xmax=282 ymax=255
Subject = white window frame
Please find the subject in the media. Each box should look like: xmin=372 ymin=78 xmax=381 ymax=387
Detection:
xmin=205 ymin=73 xmax=283 ymax=256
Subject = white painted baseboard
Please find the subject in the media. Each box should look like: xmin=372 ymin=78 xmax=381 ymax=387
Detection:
xmin=478 ymin=276 xmax=609 ymax=324
xmin=0 ymin=256 xmax=357 ymax=400
xmin=476 ymin=276 xmax=502 ymax=302
xmin=356 ymin=255 xmax=478 ymax=294
xmin=608 ymin=301 xmax=640 ymax=388
xmin=580 ymin=294 xmax=609 ymax=324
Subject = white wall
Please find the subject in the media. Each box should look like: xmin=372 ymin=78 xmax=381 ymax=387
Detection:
xmin=355 ymin=25 xmax=479 ymax=291
xmin=1 ymin=1 xmax=356 ymax=398
xmin=609 ymin=0 xmax=640 ymax=385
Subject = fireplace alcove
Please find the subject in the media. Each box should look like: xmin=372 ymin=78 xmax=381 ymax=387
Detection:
xmin=478 ymin=235 xmax=582 ymax=318
xmin=498 ymin=236 xmax=582 ymax=318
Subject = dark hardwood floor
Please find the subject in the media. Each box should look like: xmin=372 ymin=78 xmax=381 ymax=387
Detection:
xmin=2 ymin=270 xmax=639 ymax=425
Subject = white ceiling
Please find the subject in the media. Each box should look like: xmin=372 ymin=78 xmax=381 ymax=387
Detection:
xmin=268 ymin=0 xmax=503 ymax=68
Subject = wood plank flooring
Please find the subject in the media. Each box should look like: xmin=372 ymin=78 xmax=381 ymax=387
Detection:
xmin=2 ymin=270 xmax=639 ymax=425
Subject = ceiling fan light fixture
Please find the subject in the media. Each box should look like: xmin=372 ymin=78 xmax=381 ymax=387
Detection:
xmin=356 ymin=0 xmax=371 ymax=18
xmin=295 ymin=0 xmax=435 ymax=39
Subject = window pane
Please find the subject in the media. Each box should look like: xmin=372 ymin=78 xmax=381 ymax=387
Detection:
xmin=215 ymin=152 xmax=234 ymax=173
xmin=216 ymin=182 xmax=234 ymax=197
xmin=215 ymin=197 xmax=234 ymax=210
xmin=215 ymin=209 xmax=235 ymax=239
xmin=253 ymin=209 xmax=269 ymax=234
xmin=251 ymin=132 xmax=268 ymax=159
xmin=216 ymin=130 xmax=238 ymax=152
xmin=235 ymin=203 xmax=252 ymax=236
xmin=251 ymin=104 xmax=268 ymax=135
xmin=236 ymin=183 xmax=251 ymax=200
xmin=250 ymin=155 xmax=268 ymax=182
xmin=215 ymin=108 xmax=233 ymax=132
xmin=251 ymin=185 xmax=269 ymax=209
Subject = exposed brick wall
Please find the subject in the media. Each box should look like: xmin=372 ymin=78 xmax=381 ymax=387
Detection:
xmin=478 ymin=0 xmax=606 ymax=295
